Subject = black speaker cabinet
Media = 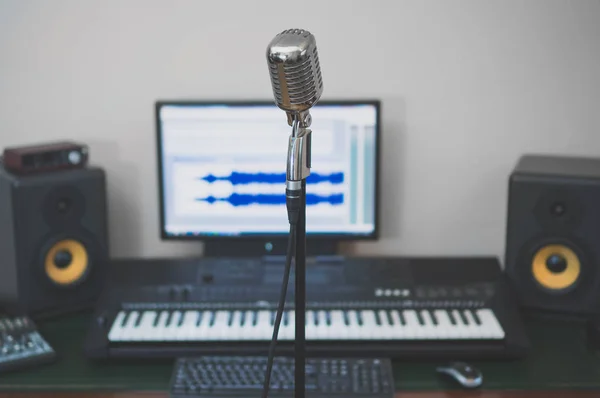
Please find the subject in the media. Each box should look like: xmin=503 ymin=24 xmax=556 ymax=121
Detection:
xmin=505 ymin=154 xmax=600 ymax=316
xmin=0 ymin=164 xmax=109 ymax=318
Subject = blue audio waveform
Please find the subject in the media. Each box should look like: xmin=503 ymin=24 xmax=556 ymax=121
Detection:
xmin=200 ymin=171 xmax=344 ymax=185
xmin=196 ymin=193 xmax=344 ymax=207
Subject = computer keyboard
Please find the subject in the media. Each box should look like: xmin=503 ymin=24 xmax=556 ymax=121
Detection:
xmin=169 ymin=356 xmax=395 ymax=397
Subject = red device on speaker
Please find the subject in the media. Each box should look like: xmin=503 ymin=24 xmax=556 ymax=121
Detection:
xmin=2 ymin=141 xmax=88 ymax=175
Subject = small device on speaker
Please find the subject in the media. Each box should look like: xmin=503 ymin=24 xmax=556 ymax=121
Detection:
xmin=2 ymin=141 xmax=88 ymax=175
xmin=505 ymin=154 xmax=600 ymax=316
xmin=0 ymin=314 xmax=56 ymax=373
xmin=0 ymin=163 xmax=109 ymax=319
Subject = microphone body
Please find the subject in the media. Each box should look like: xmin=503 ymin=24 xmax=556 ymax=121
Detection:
xmin=266 ymin=29 xmax=323 ymax=187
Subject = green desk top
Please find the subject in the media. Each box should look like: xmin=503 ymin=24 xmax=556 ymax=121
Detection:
xmin=0 ymin=313 xmax=599 ymax=392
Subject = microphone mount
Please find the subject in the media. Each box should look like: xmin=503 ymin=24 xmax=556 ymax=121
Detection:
xmin=286 ymin=113 xmax=312 ymax=190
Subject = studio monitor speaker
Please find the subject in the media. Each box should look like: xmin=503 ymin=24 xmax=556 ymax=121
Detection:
xmin=0 ymin=164 xmax=109 ymax=318
xmin=505 ymin=154 xmax=600 ymax=316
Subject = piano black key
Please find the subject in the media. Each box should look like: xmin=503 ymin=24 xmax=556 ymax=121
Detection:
xmin=209 ymin=312 xmax=216 ymax=327
xmin=196 ymin=312 xmax=203 ymax=327
xmin=227 ymin=312 xmax=234 ymax=327
xmin=397 ymin=311 xmax=406 ymax=326
xmin=313 ymin=311 xmax=319 ymax=326
xmin=177 ymin=312 xmax=184 ymax=326
xmin=283 ymin=311 xmax=289 ymax=326
xmin=134 ymin=312 xmax=142 ymax=327
xmin=325 ymin=311 xmax=332 ymax=326
xmin=153 ymin=312 xmax=160 ymax=327
xmin=447 ymin=310 xmax=457 ymax=325
xmin=240 ymin=311 xmax=246 ymax=326
xmin=356 ymin=311 xmax=363 ymax=326
xmin=374 ymin=311 xmax=382 ymax=326
xmin=121 ymin=312 xmax=130 ymax=327
xmin=471 ymin=310 xmax=482 ymax=325
xmin=429 ymin=310 xmax=438 ymax=326
xmin=165 ymin=311 xmax=173 ymax=327
xmin=459 ymin=311 xmax=470 ymax=325
xmin=270 ymin=311 xmax=275 ymax=326
xmin=343 ymin=311 xmax=350 ymax=326
xmin=416 ymin=311 xmax=425 ymax=326
xmin=252 ymin=311 xmax=258 ymax=326
xmin=386 ymin=311 xmax=394 ymax=325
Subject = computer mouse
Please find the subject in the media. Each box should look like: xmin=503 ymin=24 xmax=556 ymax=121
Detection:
xmin=436 ymin=362 xmax=482 ymax=389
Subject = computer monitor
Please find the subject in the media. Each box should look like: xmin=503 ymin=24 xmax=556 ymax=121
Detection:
xmin=156 ymin=100 xmax=380 ymax=256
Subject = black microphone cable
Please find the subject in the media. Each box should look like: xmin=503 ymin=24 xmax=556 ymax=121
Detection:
xmin=261 ymin=190 xmax=301 ymax=398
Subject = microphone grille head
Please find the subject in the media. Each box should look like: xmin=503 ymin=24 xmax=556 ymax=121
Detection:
xmin=266 ymin=29 xmax=323 ymax=115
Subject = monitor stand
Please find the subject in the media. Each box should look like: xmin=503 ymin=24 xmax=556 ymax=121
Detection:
xmin=203 ymin=238 xmax=339 ymax=258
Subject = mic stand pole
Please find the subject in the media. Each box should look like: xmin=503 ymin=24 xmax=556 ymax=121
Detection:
xmin=294 ymin=177 xmax=306 ymax=398
xmin=286 ymin=115 xmax=311 ymax=398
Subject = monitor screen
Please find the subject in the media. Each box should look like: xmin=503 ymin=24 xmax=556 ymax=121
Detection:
xmin=156 ymin=101 xmax=379 ymax=239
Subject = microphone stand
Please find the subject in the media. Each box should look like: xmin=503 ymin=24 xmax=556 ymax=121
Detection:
xmin=294 ymin=177 xmax=307 ymax=398
xmin=285 ymin=115 xmax=311 ymax=398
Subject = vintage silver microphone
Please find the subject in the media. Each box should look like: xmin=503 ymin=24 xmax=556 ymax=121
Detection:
xmin=262 ymin=28 xmax=323 ymax=398
xmin=267 ymin=29 xmax=323 ymax=217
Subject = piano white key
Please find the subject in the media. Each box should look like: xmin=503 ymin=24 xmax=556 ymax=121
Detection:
xmin=276 ymin=310 xmax=289 ymax=340
xmin=476 ymin=308 xmax=505 ymax=338
xmin=244 ymin=311 xmax=260 ymax=340
xmin=124 ymin=311 xmax=143 ymax=341
xmin=449 ymin=309 xmax=468 ymax=339
xmin=195 ymin=311 xmax=213 ymax=340
xmin=389 ymin=310 xmax=405 ymax=339
xmin=305 ymin=310 xmax=317 ymax=339
xmin=214 ymin=311 xmax=231 ymax=340
xmin=419 ymin=310 xmax=437 ymax=339
xmin=402 ymin=310 xmax=420 ymax=339
xmin=288 ymin=310 xmax=297 ymax=340
xmin=132 ymin=311 xmax=151 ymax=341
xmin=324 ymin=311 xmax=336 ymax=339
xmin=375 ymin=310 xmax=391 ymax=339
xmin=165 ymin=311 xmax=184 ymax=341
xmin=108 ymin=311 xmax=127 ymax=341
xmin=209 ymin=311 xmax=229 ymax=340
xmin=123 ymin=311 xmax=140 ymax=341
xmin=256 ymin=311 xmax=272 ymax=340
xmin=316 ymin=311 xmax=327 ymax=339
xmin=330 ymin=311 xmax=347 ymax=339
xmin=360 ymin=310 xmax=377 ymax=339
xmin=287 ymin=310 xmax=297 ymax=340
xmin=119 ymin=311 xmax=133 ymax=341
xmin=177 ymin=311 xmax=197 ymax=340
xmin=433 ymin=310 xmax=453 ymax=339
xmin=226 ymin=311 xmax=242 ymax=340
xmin=155 ymin=311 xmax=171 ymax=341
xmin=341 ymin=311 xmax=356 ymax=339
xmin=310 ymin=311 xmax=324 ymax=339
xmin=462 ymin=310 xmax=481 ymax=339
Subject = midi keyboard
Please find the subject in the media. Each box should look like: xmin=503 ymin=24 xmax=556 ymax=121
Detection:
xmin=85 ymin=256 xmax=529 ymax=360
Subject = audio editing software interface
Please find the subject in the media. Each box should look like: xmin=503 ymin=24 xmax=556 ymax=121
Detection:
xmin=158 ymin=103 xmax=377 ymax=237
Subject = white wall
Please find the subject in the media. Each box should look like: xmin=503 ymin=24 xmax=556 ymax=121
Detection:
xmin=1 ymin=0 xmax=599 ymax=261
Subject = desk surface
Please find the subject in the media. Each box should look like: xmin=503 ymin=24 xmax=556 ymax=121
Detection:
xmin=0 ymin=311 xmax=597 ymax=396
xmin=0 ymin=392 xmax=599 ymax=397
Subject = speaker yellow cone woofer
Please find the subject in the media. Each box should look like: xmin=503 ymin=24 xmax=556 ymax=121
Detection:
xmin=532 ymin=244 xmax=580 ymax=290
xmin=44 ymin=239 xmax=88 ymax=285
